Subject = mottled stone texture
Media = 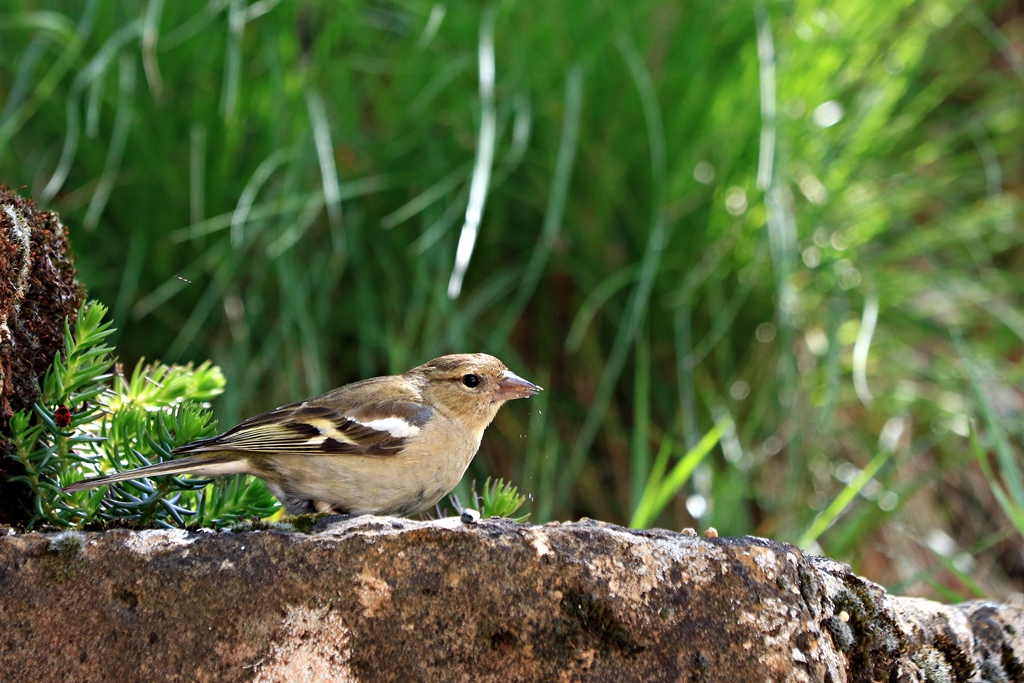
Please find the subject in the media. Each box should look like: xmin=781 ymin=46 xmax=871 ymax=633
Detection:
xmin=0 ymin=518 xmax=1020 ymax=682
xmin=0 ymin=189 xmax=85 ymax=525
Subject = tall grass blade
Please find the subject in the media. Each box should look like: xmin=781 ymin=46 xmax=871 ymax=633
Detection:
xmin=954 ymin=330 xmax=1024 ymax=508
xmin=230 ymin=148 xmax=290 ymax=247
xmin=557 ymin=34 xmax=667 ymax=501
xmin=189 ymin=123 xmax=206 ymax=226
xmin=490 ymin=64 xmax=583 ymax=347
xmin=142 ymin=0 xmax=165 ymax=96
xmin=0 ymin=0 xmax=100 ymax=164
xmin=797 ymin=447 xmax=893 ymax=550
xmin=447 ymin=3 xmax=498 ymax=299
xmin=84 ymin=53 xmax=135 ymax=230
xmin=630 ymin=417 xmax=731 ymax=529
xmin=852 ymin=289 xmax=879 ymax=407
xmin=755 ymin=2 xmax=775 ymax=191
xmin=306 ymin=88 xmax=343 ymax=230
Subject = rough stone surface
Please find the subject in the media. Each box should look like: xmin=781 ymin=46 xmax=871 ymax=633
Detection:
xmin=0 ymin=189 xmax=85 ymax=525
xmin=0 ymin=517 xmax=1021 ymax=682
xmin=0 ymin=189 xmax=84 ymax=422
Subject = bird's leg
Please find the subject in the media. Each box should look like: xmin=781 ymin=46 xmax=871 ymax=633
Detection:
xmin=267 ymin=482 xmax=320 ymax=516
xmin=312 ymin=501 xmax=356 ymax=527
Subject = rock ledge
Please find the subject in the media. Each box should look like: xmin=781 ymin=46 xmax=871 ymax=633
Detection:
xmin=0 ymin=517 xmax=1020 ymax=682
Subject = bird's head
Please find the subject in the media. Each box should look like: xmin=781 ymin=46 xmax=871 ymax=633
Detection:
xmin=408 ymin=353 xmax=542 ymax=431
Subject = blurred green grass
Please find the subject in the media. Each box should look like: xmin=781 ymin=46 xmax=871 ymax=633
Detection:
xmin=2 ymin=0 xmax=1024 ymax=599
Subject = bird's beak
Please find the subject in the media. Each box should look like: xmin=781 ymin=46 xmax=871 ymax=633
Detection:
xmin=495 ymin=370 xmax=543 ymax=401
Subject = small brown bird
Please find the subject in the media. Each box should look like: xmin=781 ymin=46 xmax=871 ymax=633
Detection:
xmin=63 ymin=354 xmax=541 ymax=516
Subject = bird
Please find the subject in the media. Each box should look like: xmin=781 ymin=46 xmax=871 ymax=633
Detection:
xmin=63 ymin=353 xmax=542 ymax=517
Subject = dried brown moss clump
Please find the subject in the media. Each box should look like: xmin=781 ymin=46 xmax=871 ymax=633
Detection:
xmin=0 ymin=189 xmax=85 ymax=524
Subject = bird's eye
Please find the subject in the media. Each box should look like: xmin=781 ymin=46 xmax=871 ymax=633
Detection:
xmin=462 ymin=374 xmax=480 ymax=388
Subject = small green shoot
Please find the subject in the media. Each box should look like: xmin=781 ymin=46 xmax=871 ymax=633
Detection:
xmin=474 ymin=477 xmax=529 ymax=522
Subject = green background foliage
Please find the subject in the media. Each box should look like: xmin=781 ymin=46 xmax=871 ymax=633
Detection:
xmin=2 ymin=0 xmax=1023 ymax=599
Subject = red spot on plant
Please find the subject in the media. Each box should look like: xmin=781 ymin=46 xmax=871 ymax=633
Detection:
xmin=54 ymin=405 xmax=71 ymax=428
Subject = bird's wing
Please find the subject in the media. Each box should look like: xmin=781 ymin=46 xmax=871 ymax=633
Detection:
xmin=174 ymin=377 xmax=433 ymax=457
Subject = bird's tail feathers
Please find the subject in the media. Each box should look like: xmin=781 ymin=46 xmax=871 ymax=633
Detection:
xmin=62 ymin=454 xmax=249 ymax=493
